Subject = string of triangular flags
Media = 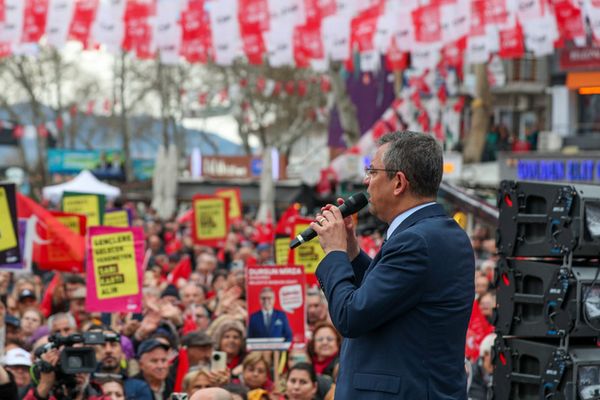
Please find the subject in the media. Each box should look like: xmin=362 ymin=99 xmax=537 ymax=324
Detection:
xmin=0 ymin=0 xmax=592 ymax=73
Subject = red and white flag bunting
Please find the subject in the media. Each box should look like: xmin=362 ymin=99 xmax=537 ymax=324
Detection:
xmin=0 ymin=0 xmax=596 ymax=73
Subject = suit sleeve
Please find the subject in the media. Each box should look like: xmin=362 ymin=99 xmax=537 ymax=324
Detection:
xmin=350 ymin=249 xmax=372 ymax=286
xmin=316 ymin=231 xmax=429 ymax=338
xmin=282 ymin=312 xmax=293 ymax=342
xmin=247 ymin=314 xmax=256 ymax=338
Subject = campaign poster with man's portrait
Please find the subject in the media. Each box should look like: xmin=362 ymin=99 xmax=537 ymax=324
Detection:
xmin=246 ymin=264 xmax=306 ymax=351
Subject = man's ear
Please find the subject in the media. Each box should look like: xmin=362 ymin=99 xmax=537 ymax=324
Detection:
xmin=394 ymin=172 xmax=408 ymax=196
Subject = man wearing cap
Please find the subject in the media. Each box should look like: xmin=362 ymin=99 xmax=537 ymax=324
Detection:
xmin=93 ymin=329 xmax=153 ymax=400
xmin=69 ymin=287 xmax=91 ymax=328
xmin=5 ymin=316 xmax=22 ymax=345
xmin=4 ymin=347 xmax=32 ymax=388
xmin=180 ymin=331 xmax=214 ymax=369
xmin=133 ymin=339 xmax=174 ymax=400
xmin=160 ymin=285 xmax=180 ymax=305
xmin=256 ymin=243 xmax=273 ymax=265
xmin=17 ymin=290 xmax=39 ymax=316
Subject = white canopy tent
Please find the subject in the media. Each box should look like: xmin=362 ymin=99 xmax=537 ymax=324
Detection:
xmin=42 ymin=170 xmax=121 ymax=203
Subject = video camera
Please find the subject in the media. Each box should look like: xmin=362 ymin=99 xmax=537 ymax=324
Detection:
xmin=34 ymin=332 xmax=106 ymax=375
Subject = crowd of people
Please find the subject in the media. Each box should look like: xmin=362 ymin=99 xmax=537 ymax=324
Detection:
xmin=481 ymin=123 xmax=539 ymax=162
xmin=0 ymin=198 xmax=497 ymax=400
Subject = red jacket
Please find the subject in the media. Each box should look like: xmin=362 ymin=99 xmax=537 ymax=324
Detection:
xmin=23 ymin=381 xmax=109 ymax=400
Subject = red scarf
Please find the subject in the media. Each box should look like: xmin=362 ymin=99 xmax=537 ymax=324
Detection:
xmin=227 ymin=355 xmax=240 ymax=370
xmin=312 ymin=353 xmax=338 ymax=375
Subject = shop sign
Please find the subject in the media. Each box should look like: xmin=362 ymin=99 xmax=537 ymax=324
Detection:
xmin=499 ymin=154 xmax=600 ymax=183
xmin=559 ymin=47 xmax=600 ymax=71
xmin=202 ymin=155 xmax=287 ymax=180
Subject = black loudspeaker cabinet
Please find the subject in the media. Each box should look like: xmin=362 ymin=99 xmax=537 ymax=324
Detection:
xmin=494 ymin=257 xmax=600 ymax=338
xmin=496 ymin=180 xmax=600 ymax=258
xmin=493 ymin=336 xmax=600 ymax=400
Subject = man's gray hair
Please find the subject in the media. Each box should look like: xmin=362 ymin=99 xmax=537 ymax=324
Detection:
xmin=377 ymin=130 xmax=443 ymax=199
xmin=179 ymin=282 xmax=207 ymax=298
xmin=47 ymin=312 xmax=76 ymax=331
xmin=306 ymin=288 xmax=327 ymax=304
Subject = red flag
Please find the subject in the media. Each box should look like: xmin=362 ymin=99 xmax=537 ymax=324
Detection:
xmin=183 ymin=311 xmax=197 ymax=335
xmin=17 ymin=193 xmax=85 ymax=272
xmin=68 ymin=0 xmax=99 ymax=46
xmin=351 ymin=8 xmax=380 ymax=52
xmin=275 ymin=204 xmax=301 ymax=236
xmin=304 ymin=0 xmax=336 ymax=26
xmin=410 ymin=90 xmax=422 ymax=110
xmin=0 ymin=42 xmax=10 ymax=59
xmin=320 ymin=75 xmax=331 ymax=92
xmin=199 ymin=92 xmax=208 ymax=106
xmin=165 ymin=237 xmax=182 ymax=255
xmin=168 ymin=256 xmax=192 ymax=285
xmin=238 ymin=0 xmax=270 ymax=34
xmin=182 ymin=0 xmax=208 ymax=41
xmin=553 ymin=0 xmax=586 ymax=41
xmin=174 ymin=346 xmax=190 ymax=392
xmin=437 ymin=85 xmax=447 ymax=106
xmin=465 ymin=299 xmax=494 ymax=361
xmin=298 ymin=80 xmax=307 ymax=96
xmin=13 ymin=126 xmax=24 ymax=139
xmin=498 ymin=22 xmax=524 ymax=59
xmin=123 ymin=0 xmax=156 ymax=56
xmin=372 ymin=119 xmax=390 ymax=141
xmin=86 ymin=101 xmax=94 ymax=115
xmin=70 ymin=105 xmax=78 ymax=116
xmin=432 ymin=120 xmax=444 ymax=141
xmin=219 ymin=88 xmax=228 ymax=103
xmin=294 ymin=24 xmax=324 ymax=67
xmin=37 ymin=125 xmax=48 ymax=138
xmin=441 ymin=37 xmax=466 ymax=79
xmin=256 ymin=77 xmax=266 ymax=93
xmin=385 ymin=37 xmax=408 ymax=71
xmin=285 ymin=81 xmax=295 ymax=95
xmin=483 ymin=0 xmax=508 ymax=25
xmin=22 ymin=0 xmax=48 ymax=43
xmin=412 ymin=4 xmax=441 ymax=43
xmin=241 ymin=31 xmax=266 ymax=65
xmin=273 ymin=81 xmax=283 ymax=96
xmin=55 ymin=117 xmax=63 ymax=130
xmin=470 ymin=0 xmax=486 ymax=36
xmin=39 ymin=273 xmax=62 ymax=318
xmin=453 ymin=95 xmax=466 ymax=113
xmin=181 ymin=0 xmax=211 ymax=64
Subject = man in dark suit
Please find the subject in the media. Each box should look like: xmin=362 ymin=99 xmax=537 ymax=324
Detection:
xmin=311 ymin=131 xmax=475 ymax=399
xmin=247 ymin=287 xmax=293 ymax=342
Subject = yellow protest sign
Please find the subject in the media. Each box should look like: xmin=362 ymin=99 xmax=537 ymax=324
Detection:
xmin=56 ymin=216 xmax=83 ymax=235
xmin=91 ymin=231 xmax=139 ymax=299
xmin=453 ymin=212 xmax=468 ymax=230
xmin=275 ymin=237 xmax=290 ymax=265
xmin=0 ymin=186 xmax=17 ymax=252
xmin=193 ymin=197 xmax=228 ymax=244
xmin=292 ymin=223 xmax=326 ymax=274
xmin=63 ymin=194 xmax=102 ymax=227
xmin=215 ymin=188 xmax=242 ymax=222
xmin=104 ymin=210 xmax=130 ymax=227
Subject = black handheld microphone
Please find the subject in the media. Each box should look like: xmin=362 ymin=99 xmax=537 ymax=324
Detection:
xmin=289 ymin=192 xmax=369 ymax=249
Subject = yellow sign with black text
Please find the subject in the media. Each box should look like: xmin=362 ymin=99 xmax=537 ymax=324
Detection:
xmin=91 ymin=232 xmax=139 ymax=299
xmin=63 ymin=195 xmax=101 ymax=227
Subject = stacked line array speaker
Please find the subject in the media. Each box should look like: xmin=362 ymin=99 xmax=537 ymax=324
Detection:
xmin=492 ymin=181 xmax=600 ymax=400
